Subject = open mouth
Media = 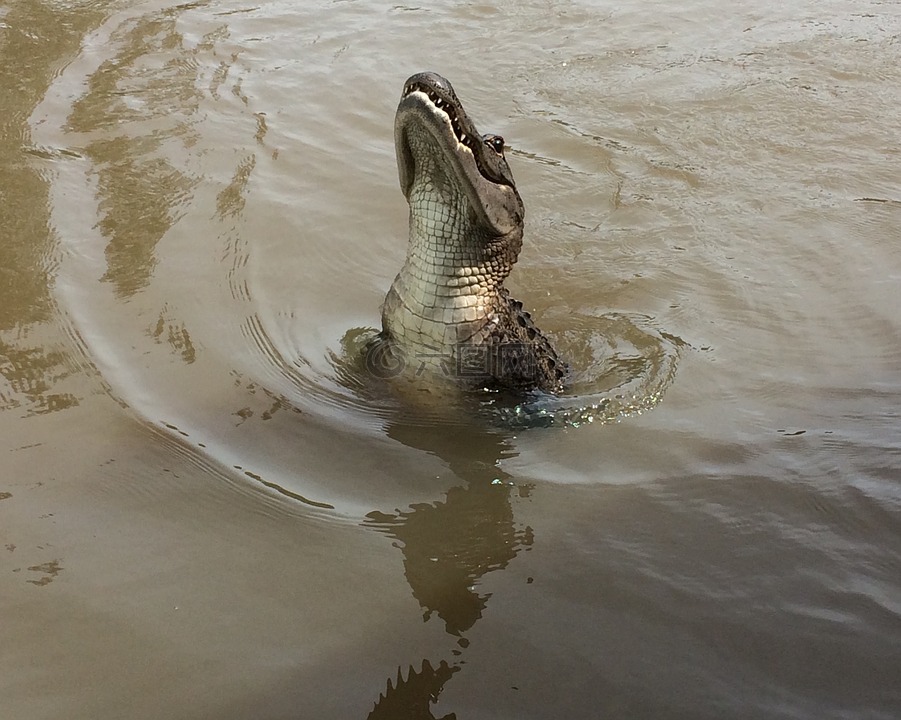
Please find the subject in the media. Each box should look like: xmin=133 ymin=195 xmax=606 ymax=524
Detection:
xmin=402 ymin=81 xmax=477 ymax=154
xmin=400 ymin=80 xmax=515 ymax=193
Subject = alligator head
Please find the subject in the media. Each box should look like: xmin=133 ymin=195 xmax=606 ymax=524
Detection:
xmin=395 ymin=72 xmax=524 ymax=248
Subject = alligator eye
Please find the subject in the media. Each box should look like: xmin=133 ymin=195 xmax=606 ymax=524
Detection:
xmin=484 ymin=135 xmax=505 ymax=154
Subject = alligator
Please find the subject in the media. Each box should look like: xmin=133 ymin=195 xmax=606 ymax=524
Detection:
xmin=377 ymin=71 xmax=566 ymax=394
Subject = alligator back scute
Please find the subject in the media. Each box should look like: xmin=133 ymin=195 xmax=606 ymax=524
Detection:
xmin=483 ymin=289 xmax=566 ymax=393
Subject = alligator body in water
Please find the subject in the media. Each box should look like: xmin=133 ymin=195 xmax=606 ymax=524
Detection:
xmin=377 ymin=71 xmax=565 ymax=394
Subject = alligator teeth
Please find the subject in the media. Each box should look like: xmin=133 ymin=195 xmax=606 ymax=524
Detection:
xmin=405 ymin=83 xmax=473 ymax=148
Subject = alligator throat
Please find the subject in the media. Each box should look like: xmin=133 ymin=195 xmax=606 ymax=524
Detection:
xmin=380 ymin=71 xmax=565 ymax=393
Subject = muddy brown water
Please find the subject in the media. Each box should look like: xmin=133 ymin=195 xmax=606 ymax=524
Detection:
xmin=2 ymin=1 xmax=901 ymax=718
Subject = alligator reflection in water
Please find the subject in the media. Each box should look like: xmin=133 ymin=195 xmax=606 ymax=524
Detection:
xmin=367 ymin=420 xmax=531 ymax=636
xmin=334 ymin=318 xmax=677 ymax=715
xmin=368 ymin=660 xmax=459 ymax=720
xmin=365 ymin=415 xmax=530 ymax=718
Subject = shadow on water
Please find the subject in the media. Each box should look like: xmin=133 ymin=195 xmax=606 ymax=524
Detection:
xmin=363 ymin=411 xmax=529 ymax=719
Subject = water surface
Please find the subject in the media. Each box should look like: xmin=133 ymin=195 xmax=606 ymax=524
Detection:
xmin=2 ymin=0 xmax=900 ymax=718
